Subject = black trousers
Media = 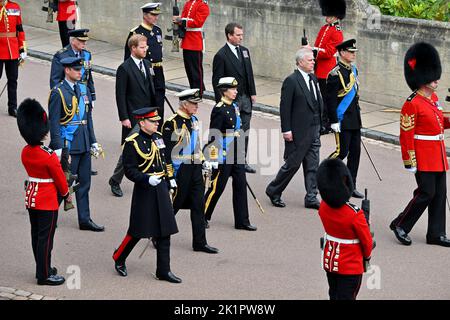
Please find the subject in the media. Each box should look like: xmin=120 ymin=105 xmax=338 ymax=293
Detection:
xmin=392 ymin=171 xmax=447 ymax=238
xmin=113 ymin=234 xmax=171 ymax=274
xmin=58 ymin=20 xmax=76 ymax=48
xmin=329 ymin=129 xmax=361 ymax=186
xmin=326 ymin=272 xmax=363 ymax=300
xmin=266 ymin=127 xmax=321 ymax=204
xmin=153 ymin=66 xmax=166 ymax=127
xmin=28 ymin=209 xmax=58 ymax=281
xmin=70 ymin=151 xmax=92 ymax=225
xmin=204 ymin=163 xmax=251 ymax=227
xmin=318 ymin=78 xmax=330 ymax=129
xmin=182 ymin=49 xmax=205 ymax=94
xmin=0 ymin=59 xmax=19 ymax=111
xmin=172 ymin=164 xmax=207 ymax=248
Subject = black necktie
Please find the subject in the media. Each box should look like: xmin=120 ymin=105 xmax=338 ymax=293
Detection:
xmin=235 ymin=46 xmax=241 ymax=60
xmin=139 ymin=60 xmax=145 ymax=78
xmin=308 ymin=74 xmax=317 ymax=103
xmin=74 ymin=83 xmax=80 ymax=98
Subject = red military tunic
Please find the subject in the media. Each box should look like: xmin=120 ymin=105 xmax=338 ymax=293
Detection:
xmin=314 ymin=22 xmax=343 ymax=80
xmin=0 ymin=0 xmax=25 ymax=60
xmin=319 ymin=201 xmax=373 ymax=275
xmin=400 ymin=92 xmax=450 ymax=172
xmin=180 ymin=0 xmax=210 ymax=51
xmin=57 ymin=0 xmax=77 ymax=22
xmin=21 ymin=145 xmax=69 ymax=211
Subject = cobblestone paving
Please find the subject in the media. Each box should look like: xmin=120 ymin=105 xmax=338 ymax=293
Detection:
xmin=0 ymin=286 xmax=61 ymax=301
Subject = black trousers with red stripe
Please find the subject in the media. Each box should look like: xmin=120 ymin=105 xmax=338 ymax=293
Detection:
xmin=182 ymin=49 xmax=205 ymax=95
xmin=113 ymin=234 xmax=171 ymax=274
xmin=28 ymin=209 xmax=58 ymax=281
xmin=326 ymin=272 xmax=363 ymax=300
xmin=392 ymin=171 xmax=446 ymax=238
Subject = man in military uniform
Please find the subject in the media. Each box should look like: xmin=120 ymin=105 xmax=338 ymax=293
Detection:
xmin=113 ymin=107 xmax=181 ymax=283
xmin=50 ymin=29 xmax=96 ymax=103
xmin=162 ymin=88 xmax=219 ymax=254
xmin=327 ymin=39 xmax=364 ymax=199
xmin=0 ymin=0 xmax=27 ymax=117
xmin=173 ymin=0 xmax=210 ymax=95
xmin=312 ymin=0 xmax=345 ymax=132
xmin=125 ymin=3 xmax=165 ymax=126
xmin=390 ymin=42 xmax=450 ymax=248
xmin=203 ymin=77 xmax=257 ymax=231
xmin=48 ymin=57 xmax=104 ymax=232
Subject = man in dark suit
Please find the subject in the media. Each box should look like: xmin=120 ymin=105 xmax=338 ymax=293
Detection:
xmin=108 ymin=34 xmax=156 ymax=197
xmin=212 ymin=22 xmax=257 ymax=173
xmin=265 ymin=47 xmax=323 ymax=209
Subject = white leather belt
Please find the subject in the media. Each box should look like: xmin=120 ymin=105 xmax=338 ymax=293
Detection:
xmin=414 ymin=134 xmax=444 ymax=141
xmin=186 ymin=27 xmax=203 ymax=32
xmin=325 ymin=234 xmax=360 ymax=244
xmin=28 ymin=177 xmax=54 ymax=183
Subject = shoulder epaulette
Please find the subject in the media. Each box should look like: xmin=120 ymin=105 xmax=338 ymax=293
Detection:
xmin=56 ymin=47 xmax=68 ymax=55
xmin=154 ymin=131 xmax=163 ymax=137
xmin=407 ymin=92 xmax=417 ymax=102
xmin=130 ymin=26 xmax=139 ymax=33
xmin=125 ymin=132 xmax=139 ymax=142
xmin=215 ymin=101 xmax=224 ymax=108
xmin=346 ymin=202 xmax=360 ymax=213
xmin=167 ymin=113 xmax=178 ymax=122
xmin=40 ymin=145 xmax=54 ymax=155
xmin=328 ymin=65 xmax=340 ymax=77
xmin=154 ymin=24 xmax=161 ymax=30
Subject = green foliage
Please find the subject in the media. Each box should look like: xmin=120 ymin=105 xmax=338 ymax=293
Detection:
xmin=368 ymin=0 xmax=449 ymax=22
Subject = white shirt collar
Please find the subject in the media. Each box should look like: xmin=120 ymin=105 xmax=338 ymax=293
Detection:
xmin=227 ymin=42 xmax=240 ymax=58
xmin=65 ymin=78 xmax=76 ymax=90
xmin=131 ymin=55 xmax=143 ymax=67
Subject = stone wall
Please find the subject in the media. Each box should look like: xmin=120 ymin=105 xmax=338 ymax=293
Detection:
xmin=16 ymin=0 xmax=450 ymax=108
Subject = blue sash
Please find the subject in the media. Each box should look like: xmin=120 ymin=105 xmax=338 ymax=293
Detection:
xmin=220 ymin=103 xmax=241 ymax=163
xmin=172 ymin=116 xmax=199 ymax=177
xmin=61 ymin=86 xmax=87 ymax=151
xmin=336 ymin=65 xmax=357 ymax=122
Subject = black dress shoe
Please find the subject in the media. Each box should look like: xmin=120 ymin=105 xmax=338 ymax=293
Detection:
xmin=151 ymin=237 xmax=158 ymax=249
xmin=426 ymin=235 xmax=450 ymax=247
xmin=193 ymin=244 xmax=219 ymax=254
xmin=235 ymin=224 xmax=257 ymax=231
xmin=352 ymin=190 xmax=364 ymax=198
xmin=389 ymin=221 xmax=412 ymax=245
xmin=37 ymin=274 xmax=65 ymax=286
xmin=245 ymin=164 xmax=256 ymax=174
xmin=156 ymin=271 xmax=182 ymax=283
xmin=8 ymin=108 xmax=17 ymax=118
xmin=305 ymin=201 xmax=321 ymax=210
xmin=91 ymin=170 xmax=98 ymax=176
xmin=114 ymin=261 xmax=127 ymax=277
xmin=266 ymin=191 xmax=286 ymax=207
xmin=109 ymin=178 xmax=123 ymax=197
xmin=79 ymin=219 xmax=105 ymax=232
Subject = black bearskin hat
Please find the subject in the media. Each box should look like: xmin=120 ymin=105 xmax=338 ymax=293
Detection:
xmin=317 ymin=158 xmax=354 ymax=208
xmin=319 ymin=0 xmax=346 ymax=20
xmin=404 ymin=42 xmax=441 ymax=91
xmin=17 ymin=98 xmax=49 ymax=145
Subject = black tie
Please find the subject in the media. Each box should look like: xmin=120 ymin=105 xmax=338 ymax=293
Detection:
xmin=139 ymin=60 xmax=145 ymax=78
xmin=236 ymin=46 xmax=242 ymax=61
xmin=308 ymin=74 xmax=317 ymax=103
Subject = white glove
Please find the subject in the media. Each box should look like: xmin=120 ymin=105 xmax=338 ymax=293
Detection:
xmin=148 ymin=175 xmax=162 ymax=186
xmin=406 ymin=167 xmax=417 ymax=173
xmin=330 ymin=123 xmax=341 ymax=133
xmin=211 ymin=161 xmax=219 ymax=170
xmin=20 ymin=52 xmax=27 ymax=60
xmin=91 ymin=142 xmax=99 ymax=150
xmin=55 ymin=149 xmax=62 ymax=160
xmin=169 ymin=178 xmax=177 ymax=189
xmin=202 ymin=161 xmax=212 ymax=171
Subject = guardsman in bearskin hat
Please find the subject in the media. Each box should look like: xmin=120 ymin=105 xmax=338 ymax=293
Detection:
xmin=48 ymin=56 xmax=104 ymax=232
xmin=18 ymin=98 xmax=71 ymax=286
xmin=125 ymin=3 xmax=166 ymax=126
xmin=390 ymin=42 xmax=450 ymax=247
xmin=162 ymin=88 xmax=219 ymax=254
xmin=203 ymin=77 xmax=257 ymax=231
xmin=312 ymin=0 xmax=345 ymax=132
xmin=317 ymin=158 xmax=373 ymax=300
xmin=327 ymin=39 xmax=365 ymax=199
xmin=112 ymin=107 xmax=182 ymax=283
xmin=0 ymin=0 xmax=27 ymax=117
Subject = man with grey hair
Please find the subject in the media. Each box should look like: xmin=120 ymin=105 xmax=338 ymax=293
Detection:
xmin=266 ymin=47 xmax=323 ymax=209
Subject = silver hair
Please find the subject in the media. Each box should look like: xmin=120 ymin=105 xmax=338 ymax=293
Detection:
xmin=295 ymin=47 xmax=313 ymax=65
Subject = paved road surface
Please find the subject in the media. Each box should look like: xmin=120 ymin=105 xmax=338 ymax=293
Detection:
xmin=0 ymin=59 xmax=449 ymax=300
